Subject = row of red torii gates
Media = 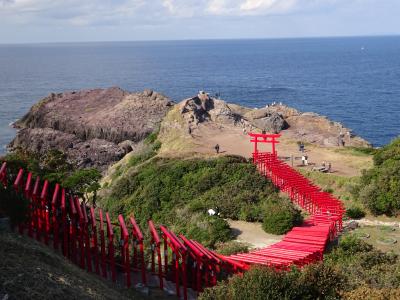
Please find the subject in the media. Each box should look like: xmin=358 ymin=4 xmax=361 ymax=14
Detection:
xmin=0 ymin=133 xmax=345 ymax=299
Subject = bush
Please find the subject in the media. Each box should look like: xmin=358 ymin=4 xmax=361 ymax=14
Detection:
xmin=343 ymin=287 xmax=400 ymax=300
xmin=100 ymin=156 xmax=292 ymax=247
xmin=200 ymin=264 xmax=344 ymax=300
xmin=62 ymin=168 xmax=101 ymax=205
xmin=356 ymin=137 xmax=400 ymax=216
xmin=215 ymin=241 xmax=250 ymax=256
xmin=346 ymin=206 xmax=366 ymax=219
xmin=0 ymin=184 xmax=29 ymax=226
xmin=2 ymin=149 xmax=73 ymax=185
xmin=262 ymin=200 xmax=303 ymax=235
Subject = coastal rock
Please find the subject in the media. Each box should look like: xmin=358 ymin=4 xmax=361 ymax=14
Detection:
xmin=10 ymin=87 xmax=173 ymax=169
xmin=284 ymin=113 xmax=370 ymax=147
xmin=249 ymin=112 xmax=288 ymax=133
xmin=180 ymin=92 xmax=242 ymax=126
xmin=175 ymin=94 xmax=370 ymax=148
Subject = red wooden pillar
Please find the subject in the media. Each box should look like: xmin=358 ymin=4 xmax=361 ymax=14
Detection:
xmin=51 ymin=184 xmax=60 ymax=250
xmin=40 ymin=180 xmax=49 ymax=245
xmin=149 ymin=220 xmax=163 ymax=289
xmin=74 ymin=197 xmax=85 ymax=269
xmin=82 ymin=203 xmax=92 ymax=272
xmin=174 ymin=252 xmax=180 ymax=297
xmin=131 ymin=216 xmax=146 ymax=284
xmin=13 ymin=169 xmax=24 ymax=234
xmin=0 ymin=162 xmax=6 ymax=186
xmin=106 ymin=212 xmax=116 ymax=282
xmin=181 ymin=253 xmax=188 ymax=300
xmin=90 ymin=207 xmax=100 ymax=275
xmin=24 ymin=172 xmax=33 ymax=237
xmin=68 ymin=196 xmax=77 ymax=263
xmin=99 ymin=210 xmax=107 ymax=278
xmin=163 ymin=233 xmax=168 ymax=277
xmin=118 ymin=215 xmax=131 ymax=287
xmin=61 ymin=189 xmax=68 ymax=257
xmin=32 ymin=177 xmax=41 ymax=241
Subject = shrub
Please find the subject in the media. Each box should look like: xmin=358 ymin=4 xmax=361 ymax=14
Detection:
xmin=62 ymin=168 xmax=101 ymax=205
xmin=346 ymin=206 xmax=366 ymax=219
xmin=215 ymin=241 xmax=250 ymax=256
xmin=262 ymin=200 xmax=302 ymax=235
xmin=200 ymin=264 xmax=344 ymax=300
xmin=343 ymin=287 xmax=400 ymax=300
xmin=100 ymin=156 xmax=292 ymax=247
xmin=356 ymin=137 xmax=400 ymax=216
xmin=0 ymin=184 xmax=29 ymax=226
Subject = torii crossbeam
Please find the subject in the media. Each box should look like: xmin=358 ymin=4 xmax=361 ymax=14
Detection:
xmin=249 ymin=133 xmax=281 ymax=156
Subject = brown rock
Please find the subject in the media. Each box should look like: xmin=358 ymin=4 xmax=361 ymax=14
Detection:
xmin=10 ymin=87 xmax=174 ymax=169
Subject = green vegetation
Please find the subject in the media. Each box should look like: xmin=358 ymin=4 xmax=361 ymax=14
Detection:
xmin=200 ymin=263 xmax=344 ymax=300
xmin=334 ymin=146 xmax=376 ymax=157
xmin=262 ymin=200 xmax=302 ymax=235
xmin=300 ymin=170 xmax=360 ymax=209
xmin=214 ymin=241 xmax=250 ymax=256
xmin=201 ymin=234 xmax=400 ymax=300
xmin=2 ymin=150 xmax=101 ymax=205
xmin=0 ymin=184 xmax=29 ymax=226
xmin=325 ymin=235 xmax=400 ymax=297
xmin=63 ymin=168 xmax=101 ymax=206
xmin=99 ymin=155 xmax=298 ymax=247
xmin=345 ymin=206 xmax=366 ymax=219
xmin=355 ymin=137 xmax=400 ymax=215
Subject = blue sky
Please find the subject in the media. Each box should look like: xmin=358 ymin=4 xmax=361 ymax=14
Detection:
xmin=0 ymin=0 xmax=399 ymax=43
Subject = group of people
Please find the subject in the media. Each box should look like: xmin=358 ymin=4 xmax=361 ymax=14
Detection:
xmin=265 ymin=101 xmax=283 ymax=108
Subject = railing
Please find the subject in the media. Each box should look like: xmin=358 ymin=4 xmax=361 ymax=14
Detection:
xmin=1 ymin=162 xmax=242 ymax=300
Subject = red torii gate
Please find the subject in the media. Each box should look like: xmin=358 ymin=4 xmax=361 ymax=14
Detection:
xmin=249 ymin=133 xmax=281 ymax=156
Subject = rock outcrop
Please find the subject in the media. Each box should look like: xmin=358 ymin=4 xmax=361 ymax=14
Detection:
xmin=180 ymin=91 xmax=242 ymax=126
xmin=10 ymin=87 xmax=173 ymax=169
xmin=171 ymin=92 xmax=370 ymax=148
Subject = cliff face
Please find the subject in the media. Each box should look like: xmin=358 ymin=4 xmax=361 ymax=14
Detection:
xmin=10 ymin=87 xmax=173 ymax=169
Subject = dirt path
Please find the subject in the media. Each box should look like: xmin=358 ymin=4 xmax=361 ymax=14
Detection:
xmin=191 ymin=122 xmax=371 ymax=177
xmin=227 ymin=219 xmax=283 ymax=249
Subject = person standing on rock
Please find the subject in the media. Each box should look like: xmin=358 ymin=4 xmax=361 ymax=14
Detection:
xmin=215 ymin=144 xmax=220 ymax=154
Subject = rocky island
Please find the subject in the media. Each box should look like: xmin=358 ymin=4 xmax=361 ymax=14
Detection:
xmin=9 ymin=87 xmax=370 ymax=174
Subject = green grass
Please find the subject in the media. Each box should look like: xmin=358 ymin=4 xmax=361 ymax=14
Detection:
xmin=334 ymin=146 xmax=376 ymax=157
xmin=300 ymin=170 xmax=360 ymax=208
xmin=351 ymin=226 xmax=400 ymax=255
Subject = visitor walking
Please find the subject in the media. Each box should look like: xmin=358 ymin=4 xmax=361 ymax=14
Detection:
xmin=299 ymin=142 xmax=305 ymax=152
xmin=215 ymin=144 xmax=220 ymax=154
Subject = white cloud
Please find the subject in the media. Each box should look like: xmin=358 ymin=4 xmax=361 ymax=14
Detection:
xmin=205 ymin=0 xmax=330 ymax=16
xmin=0 ymin=0 xmax=389 ymax=27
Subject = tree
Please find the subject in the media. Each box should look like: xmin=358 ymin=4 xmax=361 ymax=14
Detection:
xmin=62 ymin=168 xmax=101 ymax=206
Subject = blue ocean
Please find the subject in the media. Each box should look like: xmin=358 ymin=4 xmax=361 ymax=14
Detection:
xmin=0 ymin=36 xmax=399 ymax=154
